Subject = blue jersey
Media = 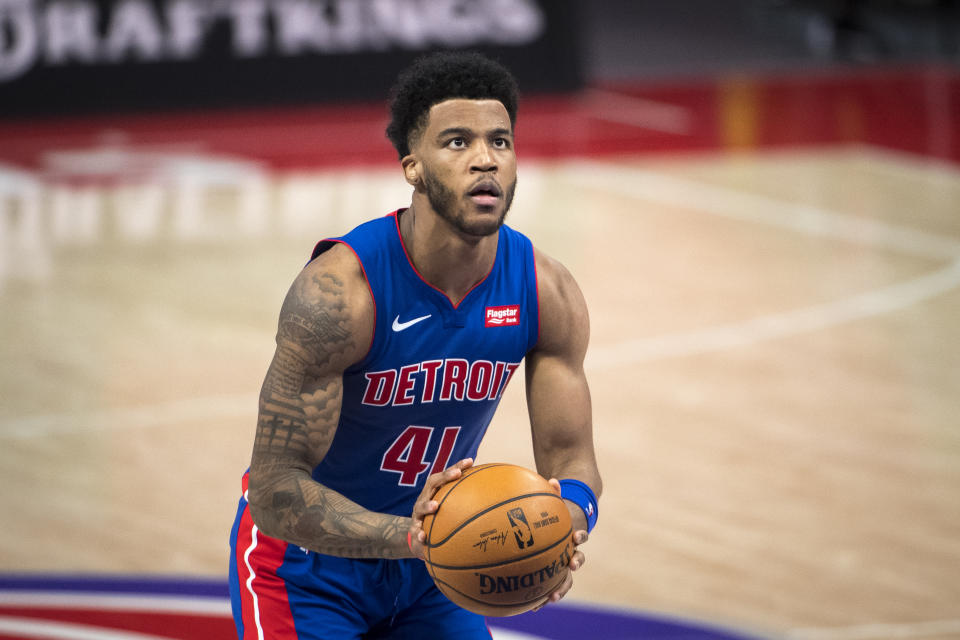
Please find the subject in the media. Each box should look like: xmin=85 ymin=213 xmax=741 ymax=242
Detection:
xmin=309 ymin=211 xmax=539 ymax=516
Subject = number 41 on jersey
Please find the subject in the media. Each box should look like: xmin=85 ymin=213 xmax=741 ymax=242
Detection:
xmin=380 ymin=425 xmax=460 ymax=486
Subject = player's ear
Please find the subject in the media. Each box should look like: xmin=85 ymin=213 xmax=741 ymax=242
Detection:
xmin=402 ymin=156 xmax=420 ymax=187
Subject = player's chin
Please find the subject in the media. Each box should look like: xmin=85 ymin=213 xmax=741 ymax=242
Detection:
xmin=467 ymin=200 xmax=502 ymax=218
xmin=459 ymin=211 xmax=504 ymax=237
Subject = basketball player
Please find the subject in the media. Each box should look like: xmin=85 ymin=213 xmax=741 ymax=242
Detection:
xmin=229 ymin=51 xmax=602 ymax=639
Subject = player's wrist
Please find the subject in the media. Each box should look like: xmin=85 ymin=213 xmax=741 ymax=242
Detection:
xmin=562 ymin=500 xmax=589 ymax=532
xmin=559 ymin=478 xmax=598 ymax=533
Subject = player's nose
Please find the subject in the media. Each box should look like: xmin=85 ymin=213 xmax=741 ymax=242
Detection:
xmin=470 ymin=141 xmax=497 ymax=173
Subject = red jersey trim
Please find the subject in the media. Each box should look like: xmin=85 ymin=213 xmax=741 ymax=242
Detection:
xmin=391 ymin=210 xmax=497 ymax=310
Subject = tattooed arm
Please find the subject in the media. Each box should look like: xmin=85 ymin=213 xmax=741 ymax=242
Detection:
xmin=246 ymin=243 xmax=410 ymax=558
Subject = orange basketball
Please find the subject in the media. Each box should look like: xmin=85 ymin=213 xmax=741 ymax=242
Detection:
xmin=422 ymin=463 xmax=573 ymax=617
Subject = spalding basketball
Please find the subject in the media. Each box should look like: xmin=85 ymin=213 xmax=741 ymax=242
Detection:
xmin=422 ymin=463 xmax=573 ymax=617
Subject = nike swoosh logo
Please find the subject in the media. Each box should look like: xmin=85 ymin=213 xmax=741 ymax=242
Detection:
xmin=392 ymin=314 xmax=432 ymax=332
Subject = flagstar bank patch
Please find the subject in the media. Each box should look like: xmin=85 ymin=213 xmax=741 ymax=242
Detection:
xmin=486 ymin=305 xmax=520 ymax=327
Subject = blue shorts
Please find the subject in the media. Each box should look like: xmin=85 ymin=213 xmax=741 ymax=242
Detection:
xmin=229 ymin=492 xmax=491 ymax=639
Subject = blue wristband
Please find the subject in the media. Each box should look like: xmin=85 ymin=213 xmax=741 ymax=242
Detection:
xmin=559 ymin=479 xmax=598 ymax=533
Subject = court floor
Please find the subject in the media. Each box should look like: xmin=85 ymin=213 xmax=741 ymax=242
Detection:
xmin=1 ymin=70 xmax=959 ymax=639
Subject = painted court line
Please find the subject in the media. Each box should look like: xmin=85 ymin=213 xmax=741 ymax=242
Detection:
xmin=0 ymin=394 xmax=257 ymax=439
xmin=787 ymin=618 xmax=960 ymax=640
xmin=0 ymin=615 xmax=176 ymax=640
xmin=570 ymin=160 xmax=960 ymax=261
xmin=582 ymin=89 xmax=694 ymax=135
xmin=571 ymin=159 xmax=960 ymax=367
xmin=587 ymin=257 xmax=960 ymax=367
xmin=3 ymin=159 xmax=959 ymax=433
xmin=491 ymin=631 xmax=547 ymax=640
xmin=0 ymin=592 xmax=231 ymax=615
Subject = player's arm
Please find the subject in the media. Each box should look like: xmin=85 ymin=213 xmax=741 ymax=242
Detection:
xmin=246 ymin=244 xmax=409 ymax=558
xmin=526 ymin=250 xmax=602 ymax=524
xmin=525 ymin=249 xmax=601 ymax=604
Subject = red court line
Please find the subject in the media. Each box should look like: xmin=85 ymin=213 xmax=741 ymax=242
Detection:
xmin=0 ymin=606 xmax=235 ymax=639
xmin=0 ymin=65 xmax=956 ymax=170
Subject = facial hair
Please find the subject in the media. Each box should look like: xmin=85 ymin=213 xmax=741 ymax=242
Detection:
xmin=421 ymin=167 xmax=516 ymax=238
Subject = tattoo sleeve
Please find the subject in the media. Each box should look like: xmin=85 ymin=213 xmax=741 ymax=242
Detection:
xmin=248 ymin=268 xmax=409 ymax=559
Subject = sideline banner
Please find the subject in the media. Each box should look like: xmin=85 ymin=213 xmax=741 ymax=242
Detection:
xmin=0 ymin=0 xmax=583 ymax=117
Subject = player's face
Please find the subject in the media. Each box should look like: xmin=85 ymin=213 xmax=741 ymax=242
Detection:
xmin=414 ymin=99 xmax=517 ymax=238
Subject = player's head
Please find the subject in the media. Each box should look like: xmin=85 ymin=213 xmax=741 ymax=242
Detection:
xmin=386 ymin=52 xmax=520 ymax=238
xmin=386 ymin=51 xmax=519 ymax=160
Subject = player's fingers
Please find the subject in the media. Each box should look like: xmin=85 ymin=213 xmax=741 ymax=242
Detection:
xmin=411 ymin=496 xmax=438 ymax=521
xmin=425 ymin=458 xmax=472 ymax=491
xmin=444 ymin=457 xmax=473 ymax=477
xmin=415 ymin=459 xmax=468 ymax=517
xmin=533 ymin=570 xmax=573 ymax=612
xmin=413 ymin=458 xmax=473 ymax=523
xmin=570 ymin=549 xmax=585 ymax=571
xmin=547 ymin=477 xmax=561 ymax=495
xmin=550 ymin=571 xmax=574 ymax=603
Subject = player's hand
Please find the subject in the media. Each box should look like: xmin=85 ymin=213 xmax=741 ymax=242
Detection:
xmin=534 ymin=478 xmax=589 ymax=610
xmin=408 ymin=458 xmax=474 ymax=560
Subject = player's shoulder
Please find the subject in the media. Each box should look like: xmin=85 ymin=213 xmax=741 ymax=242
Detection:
xmin=277 ymin=242 xmax=374 ymax=363
xmin=306 ymin=239 xmax=366 ymax=278
xmin=532 ymin=246 xmax=588 ymax=354
xmin=533 ymin=247 xmax=584 ymax=311
xmin=291 ymin=242 xmax=372 ymax=315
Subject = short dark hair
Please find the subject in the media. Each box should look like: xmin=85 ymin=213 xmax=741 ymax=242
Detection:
xmin=385 ymin=51 xmax=519 ymax=159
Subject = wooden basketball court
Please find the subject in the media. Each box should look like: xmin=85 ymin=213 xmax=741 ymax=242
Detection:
xmin=1 ymin=69 xmax=959 ymax=639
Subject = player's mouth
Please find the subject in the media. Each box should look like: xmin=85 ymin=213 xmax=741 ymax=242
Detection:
xmin=467 ymin=180 xmax=502 ymax=208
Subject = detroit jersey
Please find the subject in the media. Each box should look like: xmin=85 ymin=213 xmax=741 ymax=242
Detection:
xmin=308 ymin=210 xmax=539 ymax=516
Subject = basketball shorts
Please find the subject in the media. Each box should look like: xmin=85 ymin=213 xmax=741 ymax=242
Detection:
xmin=229 ymin=492 xmax=491 ymax=639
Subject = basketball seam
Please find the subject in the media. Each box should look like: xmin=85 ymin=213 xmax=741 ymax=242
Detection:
xmin=426 ymin=492 xmax=564 ymax=548
xmin=425 ymin=463 xmax=509 ymax=569
xmin=426 ymin=525 xmax=572 ymax=571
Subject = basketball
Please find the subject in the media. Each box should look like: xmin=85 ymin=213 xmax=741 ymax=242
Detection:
xmin=422 ymin=463 xmax=574 ymax=617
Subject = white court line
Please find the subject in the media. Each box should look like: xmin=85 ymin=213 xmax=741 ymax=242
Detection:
xmin=0 ymin=592 xmax=231 ymax=615
xmin=3 ymin=159 xmax=959 ymax=430
xmin=568 ymin=161 xmax=960 ymax=261
xmin=582 ymin=89 xmax=694 ymax=135
xmin=0 ymin=614 xmax=177 ymax=640
xmin=0 ymin=394 xmax=257 ymax=439
xmin=587 ymin=257 xmax=960 ymax=367
xmin=568 ymin=159 xmax=960 ymax=367
xmin=490 ymin=631 xmax=548 ymax=640
xmin=0 ymin=593 xmax=545 ymax=640
xmin=787 ymin=618 xmax=960 ymax=640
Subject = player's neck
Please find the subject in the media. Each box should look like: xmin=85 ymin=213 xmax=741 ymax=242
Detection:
xmin=399 ymin=206 xmax=498 ymax=306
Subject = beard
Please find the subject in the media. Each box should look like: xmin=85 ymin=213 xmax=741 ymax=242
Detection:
xmin=422 ymin=167 xmax=516 ymax=238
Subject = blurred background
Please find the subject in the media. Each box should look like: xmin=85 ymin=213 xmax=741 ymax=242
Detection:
xmin=1 ymin=1 xmax=959 ymax=639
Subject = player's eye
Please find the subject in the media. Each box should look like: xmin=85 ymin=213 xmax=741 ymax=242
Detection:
xmin=493 ymin=137 xmax=511 ymax=149
xmin=447 ymin=137 xmax=467 ymax=149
